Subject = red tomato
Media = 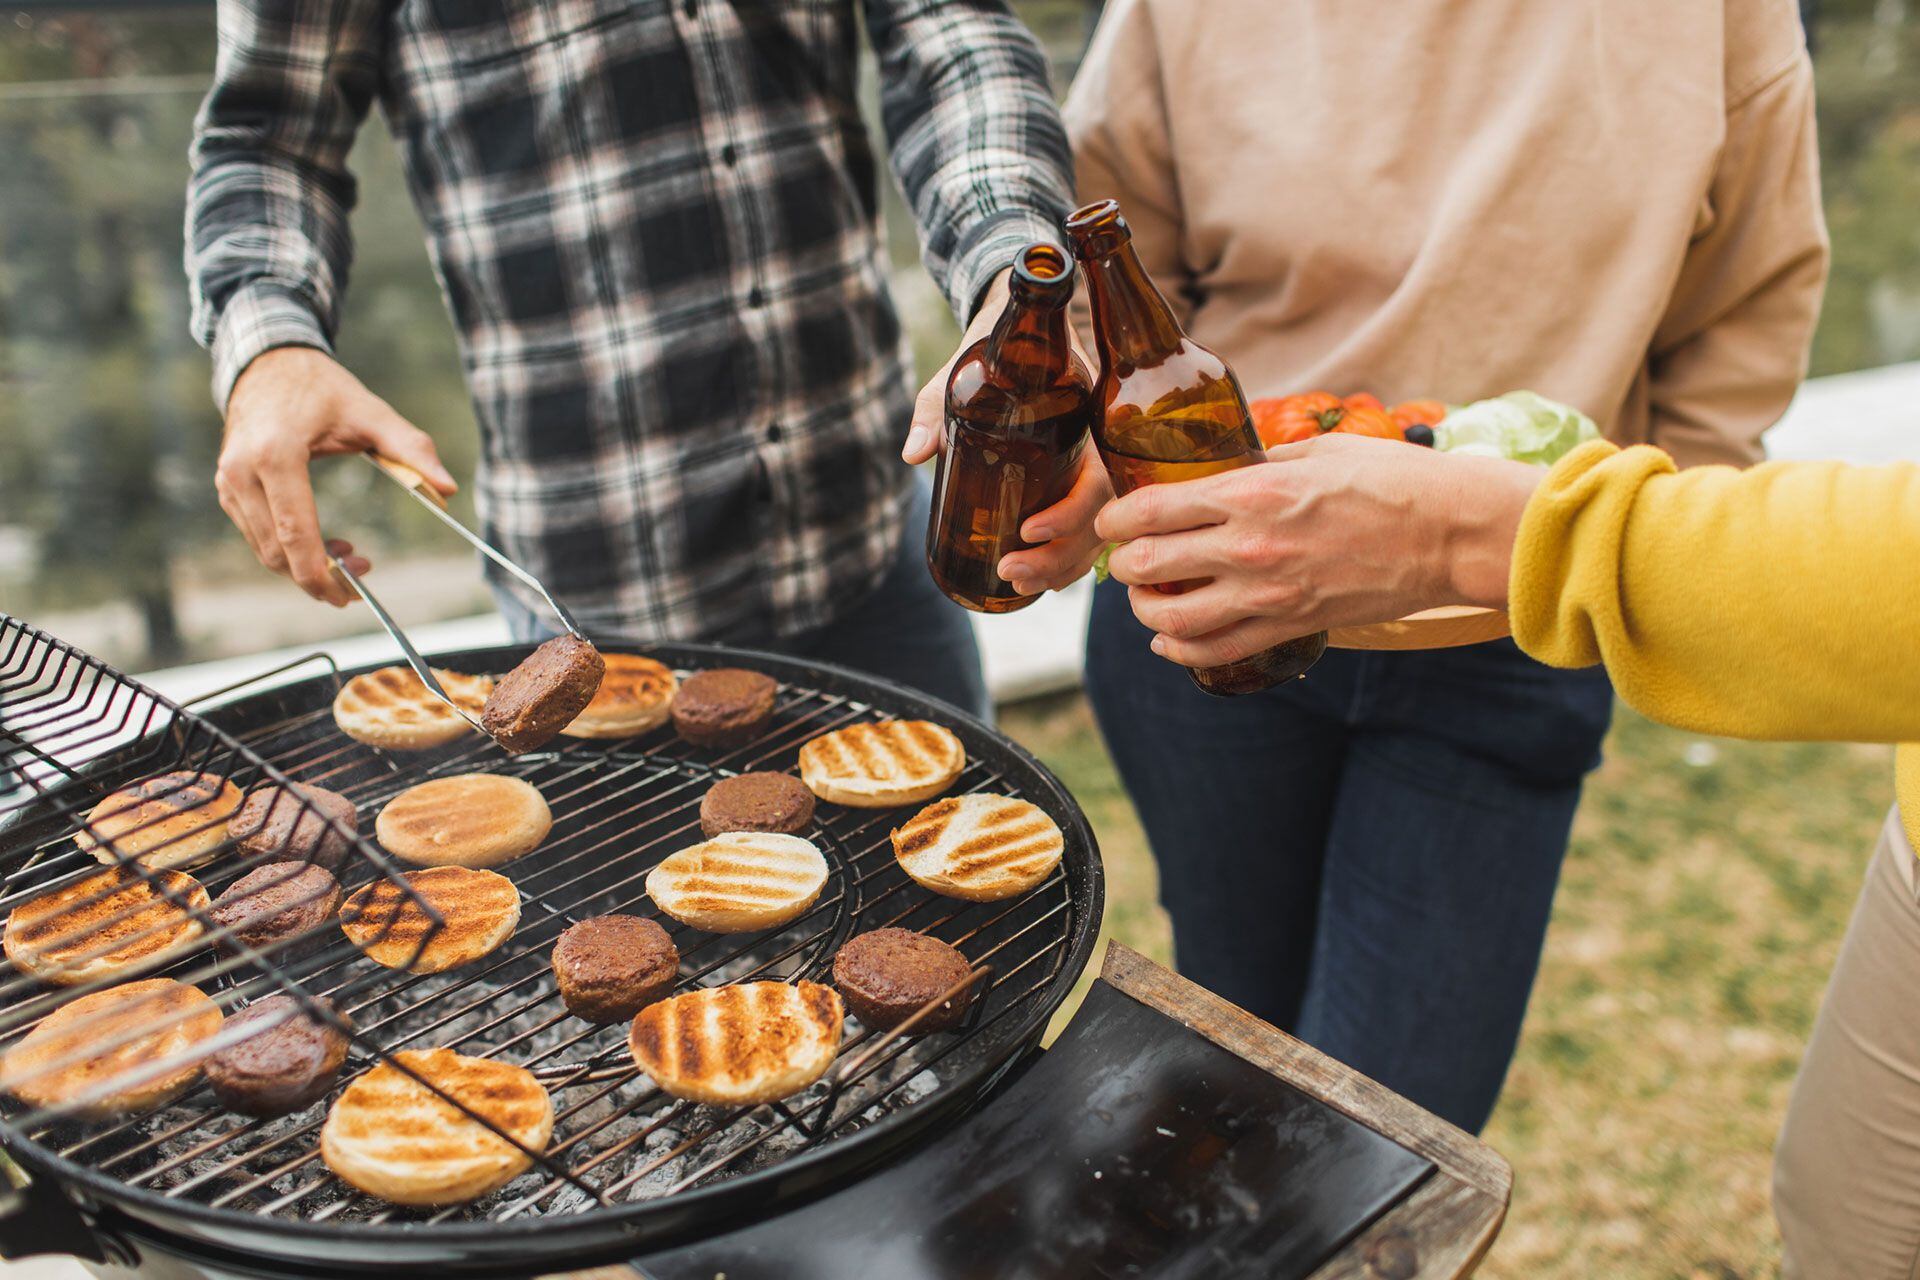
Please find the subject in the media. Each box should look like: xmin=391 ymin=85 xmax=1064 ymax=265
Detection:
xmin=1342 ymin=392 xmax=1386 ymax=413
xmin=1251 ymin=392 xmax=1346 ymax=447
xmin=1391 ymin=399 xmax=1448 ymax=431
xmin=1330 ymin=405 xmax=1404 ymax=440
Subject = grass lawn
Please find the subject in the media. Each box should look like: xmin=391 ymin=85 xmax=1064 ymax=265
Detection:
xmin=999 ymin=691 xmax=1895 ymax=1280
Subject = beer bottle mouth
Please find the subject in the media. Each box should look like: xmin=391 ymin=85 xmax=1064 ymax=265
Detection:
xmin=1012 ymin=243 xmax=1075 ymax=303
xmin=1064 ymin=199 xmax=1130 ymax=259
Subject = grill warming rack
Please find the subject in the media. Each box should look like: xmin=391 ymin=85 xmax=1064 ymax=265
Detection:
xmin=0 ymin=617 xmax=1091 ymax=1254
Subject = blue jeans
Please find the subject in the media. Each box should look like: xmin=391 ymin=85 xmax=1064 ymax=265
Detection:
xmin=496 ymin=479 xmax=991 ymax=722
xmin=1084 ymin=580 xmax=1613 ymax=1132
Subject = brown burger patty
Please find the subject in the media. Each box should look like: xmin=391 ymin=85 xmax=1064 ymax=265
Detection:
xmin=698 ymin=773 xmax=816 ymax=838
xmin=208 ymin=863 xmax=343 ymax=955
xmin=671 ymin=669 xmax=777 ymax=748
xmin=482 ymin=635 xmax=607 ymax=754
xmin=551 ymin=915 xmax=680 ymax=1023
xmin=831 ymin=928 xmax=975 ymax=1033
xmin=205 ymin=995 xmax=351 ymax=1117
xmin=228 ymin=783 xmax=358 ymax=871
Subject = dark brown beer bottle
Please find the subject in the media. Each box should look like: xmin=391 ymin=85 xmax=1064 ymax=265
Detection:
xmin=926 ymin=243 xmax=1093 ymax=614
xmin=1065 ymin=199 xmax=1327 ymax=696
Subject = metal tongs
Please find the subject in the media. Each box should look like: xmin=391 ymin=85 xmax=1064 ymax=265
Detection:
xmin=327 ymin=453 xmax=587 ymax=731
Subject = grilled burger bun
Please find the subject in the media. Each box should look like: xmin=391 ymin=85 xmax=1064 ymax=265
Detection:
xmin=892 ymin=794 xmax=1064 ymax=902
xmin=798 ymin=721 xmax=965 ymax=808
xmin=331 ymin=666 xmax=493 ymax=751
xmin=339 ymin=868 xmax=520 ymax=973
xmin=75 ymin=771 xmax=243 ymax=871
xmin=645 ymin=833 xmax=828 ymax=933
xmin=629 ymin=981 xmax=843 ymax=1106
xmin=0 ymin=978 xmax=223 ymax=1120
xmin=4 ymin=866 xmax=209 ymax=986
xmin=561 ymin=653 xmax=678 ymax=739
xmin=375 ymin=774 xmax=551 ymax=869
xmin=321 ymin=1048 xmax=553 ymax=1206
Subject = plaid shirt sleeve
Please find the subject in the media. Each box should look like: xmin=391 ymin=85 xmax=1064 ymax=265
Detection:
xmin=865 ymin=0 xmax=1077 ymax=323
xmin=185 ymin=0 xmax=386 ymax=410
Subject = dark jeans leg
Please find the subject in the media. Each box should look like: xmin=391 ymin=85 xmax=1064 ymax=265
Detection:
xmin=494 ymin=480 xmax=988 ymax=721
xmin=1305 ymin=644 xmax=1605 ymax=1128
xmin=1296 ymin=642 xmax=1611 ymax=1132
xmin=1083 ymin=578 xmax=1348 ymax=1031
xmin=1089 ymin=577 xmax=1613 ymax=1133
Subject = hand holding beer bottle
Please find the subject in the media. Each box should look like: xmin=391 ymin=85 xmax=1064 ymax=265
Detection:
xmin=1065 ymin=199 xmax=1327 ymax=695
xmin=926 ymin=245 xmax=1096 ymax=613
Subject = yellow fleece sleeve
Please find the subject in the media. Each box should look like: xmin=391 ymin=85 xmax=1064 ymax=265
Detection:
xmin=1511 ymin=440 xmax=1920 ymax=742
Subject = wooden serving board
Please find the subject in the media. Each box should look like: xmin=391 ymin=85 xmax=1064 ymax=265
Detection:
xmin=1329 ymin=606 xmax=1511 ymax=652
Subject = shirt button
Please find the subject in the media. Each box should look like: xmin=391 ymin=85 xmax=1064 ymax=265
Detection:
xmin=766 ymin=422 xmax=784 ymax=443
xmin=747 ymin=286 xmax=765 ymax=309
xmin=720 ymin=143 xmax=738 ymax=167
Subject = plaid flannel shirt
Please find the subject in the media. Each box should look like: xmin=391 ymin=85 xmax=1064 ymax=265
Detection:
xmin=186 ymin=0 xmax=1072 ymax=641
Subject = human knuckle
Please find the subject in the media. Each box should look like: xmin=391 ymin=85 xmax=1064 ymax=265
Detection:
xmin=1156 ymin=602 xmax=1195 ymax=639
xmin=1215 ymin=632 xmax=1254 ymax=664
xmin=261 ymin=438 xmax=308 ymax=469
xmin=1227 ymin=531 xmax=1274 ymax=570
xmin=1125 ymin=539 xmax=1157 ymax=580
xmin=1257 ymin=472 xmax=1300 ymax=509
xmin=1255 ymin=579 xmax=1304 ymax=616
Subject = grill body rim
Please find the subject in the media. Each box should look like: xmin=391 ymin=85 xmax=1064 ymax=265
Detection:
xmin=2 ymin=638 xmax=1104 ymax=1272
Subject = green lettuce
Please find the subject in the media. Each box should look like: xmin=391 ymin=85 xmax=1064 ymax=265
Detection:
xmin=1434 ymin=390 xmax=1598 ymax=466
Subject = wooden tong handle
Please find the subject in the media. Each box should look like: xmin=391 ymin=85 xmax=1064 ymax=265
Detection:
xmin=368 ymin=453 xmax=448 ymax=510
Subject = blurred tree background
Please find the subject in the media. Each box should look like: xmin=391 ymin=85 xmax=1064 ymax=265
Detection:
xmin=0 ymin=8 xmax=481 ymax=666
xmin=0 ymin=0 xmax=1913 ymax=669
xmin=1808 ymin=0 xmax=1920 ymax=374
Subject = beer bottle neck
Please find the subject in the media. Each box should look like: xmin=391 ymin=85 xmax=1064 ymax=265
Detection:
xmin=983 ymin=288 xmax=1072 ymax=392
xmin=1080 ymin=239 xmax=1185 ymax=370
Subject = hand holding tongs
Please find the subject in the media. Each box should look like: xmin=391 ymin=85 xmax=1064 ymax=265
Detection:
xmin=327 ymin=453 xmax=587 ymax=730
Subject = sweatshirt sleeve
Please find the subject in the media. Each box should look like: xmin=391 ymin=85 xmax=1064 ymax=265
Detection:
xmin=864 ymin=0 xmax=1075 ymax=325
xmin=1061 ymin=0 xmax=1190 ymax=323
xmin=1643 ymin=39 xmax=1828 ymax=468
xmin=1511 ymin=441 xmax=1920 ymax=741
xmin=187 ymin=0 xmax=387 ymax=410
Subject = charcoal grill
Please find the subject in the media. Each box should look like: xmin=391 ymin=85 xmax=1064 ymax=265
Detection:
xmin=0 ymin=617 xmax=1102 ymax=1275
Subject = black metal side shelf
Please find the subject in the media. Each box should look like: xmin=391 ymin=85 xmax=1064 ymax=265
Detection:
xmin=635 ymin=966 xmax=1435 ymax=1280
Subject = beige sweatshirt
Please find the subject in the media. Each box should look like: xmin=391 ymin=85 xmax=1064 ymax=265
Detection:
xmin=1063 ymin=0 xmax=1829 ymax=467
